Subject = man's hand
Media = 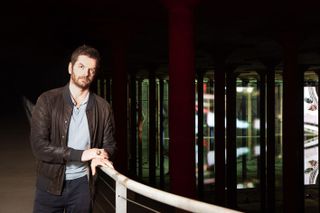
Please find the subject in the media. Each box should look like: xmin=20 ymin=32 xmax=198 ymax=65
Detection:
xmin=90 ymin=158 xmax=114 ymax=176
xmin=81 ymin=148 xmax=109 ymax=162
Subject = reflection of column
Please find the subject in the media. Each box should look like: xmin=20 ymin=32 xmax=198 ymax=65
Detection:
xmin=266 ymin=64 xmax=276 ymax=213
xmin=137 ymin=80 xmax=143 ymax=178
xmin=247 ymin=85 xmax=252 ymax=159
xmin=279 ymin=83 xmax=283 ymax=157
xmin=226 ymin=67 xmax=237 ymax=208
xmin=214 ymin=62 xmax=226 ymax=206
xmin=282 ymin=32 xmax=304 ymax=213
xmin=258 ymin=70 xmax=266 ymax=212
xmin=159 ymin=79 xmax=165 ymax=188
xmin=164 ymin=0 xmax=198 ymax=198
xmin=149 ymin=69 xmax=156 ymax=185
xmin=129 ymin=71 xmax=137 ymax=177
xmin=197 ymin=70 xmax=204 ymax=198
xmin=241 ymin=80 xmax=247 ymax=182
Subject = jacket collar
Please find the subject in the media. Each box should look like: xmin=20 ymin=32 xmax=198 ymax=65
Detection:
xmin=62 ymin=84 xmax=95 ymax=110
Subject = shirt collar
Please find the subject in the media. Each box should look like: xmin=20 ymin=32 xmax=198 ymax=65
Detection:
xmin=70 ymin=91 xmax=90 ymax=107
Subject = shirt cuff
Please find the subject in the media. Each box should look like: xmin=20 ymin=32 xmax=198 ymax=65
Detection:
xmin=69 ymin=149 xmax=84 ymax=162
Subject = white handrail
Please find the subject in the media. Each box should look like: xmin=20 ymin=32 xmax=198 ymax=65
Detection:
xmin=100 ymin=166 xmax=243 ymax=213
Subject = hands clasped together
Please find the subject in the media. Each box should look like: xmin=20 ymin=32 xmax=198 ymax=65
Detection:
xmin=81 ymin=148 xmax=114 ymax=175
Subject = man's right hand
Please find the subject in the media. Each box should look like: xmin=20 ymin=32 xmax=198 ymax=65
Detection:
xmin=81 ymin=148 xmax=108 ymax=162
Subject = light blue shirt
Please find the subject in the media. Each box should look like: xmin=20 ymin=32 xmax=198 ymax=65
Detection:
xmin=65 ymin=93 xmax=90 ymax=180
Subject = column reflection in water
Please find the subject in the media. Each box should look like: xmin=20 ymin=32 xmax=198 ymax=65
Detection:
xmin=235 ymin=73 xmax=259 ymax=191
xmin=136 ymin=79 xmax=169 ymax=185
xmin=275 ymin=71 xmax=283 ymax=207
xmin=195 ymin=77 xmax=215 ymax=187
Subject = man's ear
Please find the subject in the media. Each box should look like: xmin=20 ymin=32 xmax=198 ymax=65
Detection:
xmin=68 ymin=63 xmax=72 ymax=74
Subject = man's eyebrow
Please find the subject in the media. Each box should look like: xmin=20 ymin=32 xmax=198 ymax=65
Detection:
xmin=76 ymin=61 xmax=96 ymax=70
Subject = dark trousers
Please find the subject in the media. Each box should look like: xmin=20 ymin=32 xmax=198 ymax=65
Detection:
xmin=33 ymin=175 xmax=91 ymax=213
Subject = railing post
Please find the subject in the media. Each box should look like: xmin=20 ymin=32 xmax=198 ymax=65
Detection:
xmin=116 ymin=182 xmax=127 ymax=213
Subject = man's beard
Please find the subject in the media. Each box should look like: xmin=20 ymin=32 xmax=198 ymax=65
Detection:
xmin=71 ymin=74 xmax=92 ymax=89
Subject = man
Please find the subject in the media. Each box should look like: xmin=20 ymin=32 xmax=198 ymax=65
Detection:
xmin=30 ymin=45 xmax=116 ymax=212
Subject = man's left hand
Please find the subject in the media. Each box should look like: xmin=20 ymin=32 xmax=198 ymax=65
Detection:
xmin=90 ymin=157 xmax=114 ymax=176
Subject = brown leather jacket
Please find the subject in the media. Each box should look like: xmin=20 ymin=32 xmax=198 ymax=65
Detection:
xmin=30 ymin=84 xmax=116 ymax=195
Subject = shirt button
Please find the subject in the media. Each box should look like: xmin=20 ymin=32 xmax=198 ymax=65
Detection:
xmin=62 ymin=135 xmax=65 ymax=139
xmin=65 ymin=120 xmax=68 ymax=123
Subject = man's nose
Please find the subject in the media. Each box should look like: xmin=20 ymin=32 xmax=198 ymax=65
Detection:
xmin=83 ymin=68 xmax=90 ymax=76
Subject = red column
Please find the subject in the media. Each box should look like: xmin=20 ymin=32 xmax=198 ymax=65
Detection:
xmin=165 ymin=1 xmax=198 ymax=198
xmin=214 ymin=62 xmax=226 ymax=206
xmin=111 ymin=28 xmax=128 ymax=175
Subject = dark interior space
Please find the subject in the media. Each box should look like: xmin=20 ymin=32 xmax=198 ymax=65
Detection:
xmin=2 ymin=1 xmax=320 ymax=212
xmin=1 ymin=1 xmax=320 ymax=108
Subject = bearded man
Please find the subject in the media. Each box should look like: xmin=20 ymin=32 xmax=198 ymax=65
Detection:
xmin=30 ymin=45 xmax=116 ymax=213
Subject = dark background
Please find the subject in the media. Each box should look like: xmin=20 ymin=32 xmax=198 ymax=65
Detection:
xmin=2 ymin=0 xmax=320 ymax=115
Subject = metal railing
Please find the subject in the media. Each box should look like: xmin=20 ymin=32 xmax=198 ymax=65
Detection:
xmin=95 ymin=165 xmax=242 ymax=213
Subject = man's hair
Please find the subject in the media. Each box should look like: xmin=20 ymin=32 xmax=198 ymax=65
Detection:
xmin=70 ymin=44 xmax=101 ymax=70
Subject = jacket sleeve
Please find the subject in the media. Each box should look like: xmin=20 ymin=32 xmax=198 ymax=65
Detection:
xmin=103 ymin=105 xmax=116 ymax=160
xmin=30 ymin=94 xmax=83 ymax=164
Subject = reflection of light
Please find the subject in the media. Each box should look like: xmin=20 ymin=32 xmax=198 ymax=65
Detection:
xmin=254 ymin=119 xmax=260 ymax=129
xmin=237 ymin=147 xmax=249 ymax=157
xmin=236 ymin=87 xmax=254 ymax=93
xmin=207 ymin=112 xmax=214 ymax=127
xmin=206 ymin=147 xmax=249 ymax=166
xmin=255 ymin=145 xmax=260 ymax=156
xmin=247 ymin=182 xmax=254 ymax=188
xmin=237 ymin=119 xmax=249 ymax=128
xmin=204 ymin=94 xmax=214 ymax=100
xmin=206 ymin=112 xmax=250 ymax=129
xmin=277 ymin=114 xmax=282 ymax=120
xmin=237 ymin=182 xmax=254 ymax=189
xmin=237 ymin=87 xmax=244 ymax=93
xmin=237 ymin=183 xmax=245 ymax=189
xmin=195 ymin=115 xmax=198 ymax=134
xmin=247 ymin=87 xmax=254 ymax=93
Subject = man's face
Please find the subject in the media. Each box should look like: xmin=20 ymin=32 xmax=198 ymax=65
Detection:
xmin=68 ymin=55 xmax=97 ymax=89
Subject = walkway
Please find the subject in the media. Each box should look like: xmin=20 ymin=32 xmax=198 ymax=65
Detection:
xmin=0 ymin=110 xmax=36 ymax=213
